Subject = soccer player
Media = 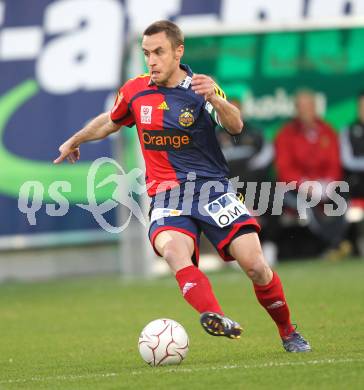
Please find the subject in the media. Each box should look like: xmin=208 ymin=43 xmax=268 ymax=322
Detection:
xmin=54 ymin=20 xmax=310 ymax=352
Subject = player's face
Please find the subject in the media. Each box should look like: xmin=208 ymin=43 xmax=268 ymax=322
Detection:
xmin=295 ymin=93 xmax=316 ymax=124
xmin=142 ymin=32 xmax=183 ymax=86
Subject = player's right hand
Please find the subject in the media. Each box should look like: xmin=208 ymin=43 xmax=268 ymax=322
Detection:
xmin=53 ymin=140 xmax=80 ymax=164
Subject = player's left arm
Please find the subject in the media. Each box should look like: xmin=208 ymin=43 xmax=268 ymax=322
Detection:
xmin=191 ymin=74 xmax=243 ymax=135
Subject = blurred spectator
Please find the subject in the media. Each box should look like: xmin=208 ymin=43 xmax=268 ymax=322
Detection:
xmin=218 ymin=98 xmax=273 ymax=183
xmin=340 ymin=92 xmax=364 ymax=198
xmin=274 ymin=90 xmax=350 ymax=259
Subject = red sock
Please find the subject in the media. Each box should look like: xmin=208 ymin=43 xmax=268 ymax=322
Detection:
xmin=175 ymin=265 xmax=224 ymax=315
xmin=253 ymin=272 xmax=295 ymax=337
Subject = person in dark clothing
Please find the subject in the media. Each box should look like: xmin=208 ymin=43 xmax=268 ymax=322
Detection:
xmin=340 ymin=92 xmax=364 ymax=198
xmin=218 ymin=98 xmax=273 ymax=184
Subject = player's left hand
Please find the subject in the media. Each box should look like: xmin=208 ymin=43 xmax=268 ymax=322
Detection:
xmin=191 ymin=74 xmax=217 ymax=101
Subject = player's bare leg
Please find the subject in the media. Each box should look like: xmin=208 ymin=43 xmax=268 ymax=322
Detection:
xmin=154 ymin=230 xmax=194 ymax=274
xmin=154 ymin=230 xmax=242 ymax=339
xmin=229 ymin=232 xmax=311 ymax=352
xmin=229 ymin=232 xmax=272 ymax=285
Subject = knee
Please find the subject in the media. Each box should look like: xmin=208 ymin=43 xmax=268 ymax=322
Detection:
xmin=163 ymin=242 xmax=179 ymax=262
xmin=245 ymin=263 xmax=269 ymax=283
xmin=161 ymin=240 xmax=193 ymax=274
xmin=240 ymin=251 xmax=271 ymax=283
xmin=162 ymin=241 xmax=188 ymax=264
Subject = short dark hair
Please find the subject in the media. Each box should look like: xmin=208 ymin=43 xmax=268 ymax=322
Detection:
xmin=143 ymin=20 xmax=184 ymax=48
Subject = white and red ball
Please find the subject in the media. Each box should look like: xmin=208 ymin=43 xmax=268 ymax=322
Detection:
xmin=138 ymin=319 xmax=189 ymax=366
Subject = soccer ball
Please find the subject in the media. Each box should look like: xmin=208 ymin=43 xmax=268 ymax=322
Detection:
xmin=138 ymin=319 xmax=189 ymax=366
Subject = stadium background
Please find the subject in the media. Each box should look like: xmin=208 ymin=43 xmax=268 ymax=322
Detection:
xmin=1 ymin=1 xmax=364 ymax=389
xmin=0 ymin=0 xmax=364 ymax=280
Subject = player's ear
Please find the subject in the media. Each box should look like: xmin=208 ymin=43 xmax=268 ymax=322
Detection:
xmin=175 ymin=44 xmax=184 ymax=60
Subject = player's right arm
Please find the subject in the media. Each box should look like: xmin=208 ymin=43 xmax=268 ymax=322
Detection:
xmin=53 ymin=113 xmax=121 ymax=164
xmin=54 ymin=83 xmax=135 ymax=164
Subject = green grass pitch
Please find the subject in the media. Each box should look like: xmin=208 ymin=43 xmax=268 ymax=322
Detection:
xmin=0 ymin=259 xmax=363 ymax=389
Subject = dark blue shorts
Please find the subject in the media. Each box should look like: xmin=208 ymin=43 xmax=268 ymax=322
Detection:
xmin=148 ymin=178 xmax=260 ymax=264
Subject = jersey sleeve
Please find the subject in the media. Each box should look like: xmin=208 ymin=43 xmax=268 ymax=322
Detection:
xmin=205 ymin=101 xmax=223 ymax=127
xmin=110 ymin=83 xmax=135 ymax=127
xmin=204 ymin=83 xmax=228 ymax=129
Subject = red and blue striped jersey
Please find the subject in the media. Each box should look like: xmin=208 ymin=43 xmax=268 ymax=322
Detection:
xmin=110 ymin=64 xmax=230 ymax=196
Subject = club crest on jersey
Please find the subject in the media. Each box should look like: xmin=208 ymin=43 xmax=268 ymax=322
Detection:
xmin=141 ymin=105 xmax=152 ymax=124
xmin=179 ymin=108 xmax=195 ymax=127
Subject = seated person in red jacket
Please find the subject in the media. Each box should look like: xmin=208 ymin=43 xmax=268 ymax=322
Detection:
xmin=274 ymin=90 xmax=349 ymax=258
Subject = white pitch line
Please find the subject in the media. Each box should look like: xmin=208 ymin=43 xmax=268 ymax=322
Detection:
xmin=1 ymin=357 xmax=364 ymax=384
xmin=0 ymin=372 xmax=119 ymax=385
xmin=131 ymin=357 xmax=364 ymax=375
